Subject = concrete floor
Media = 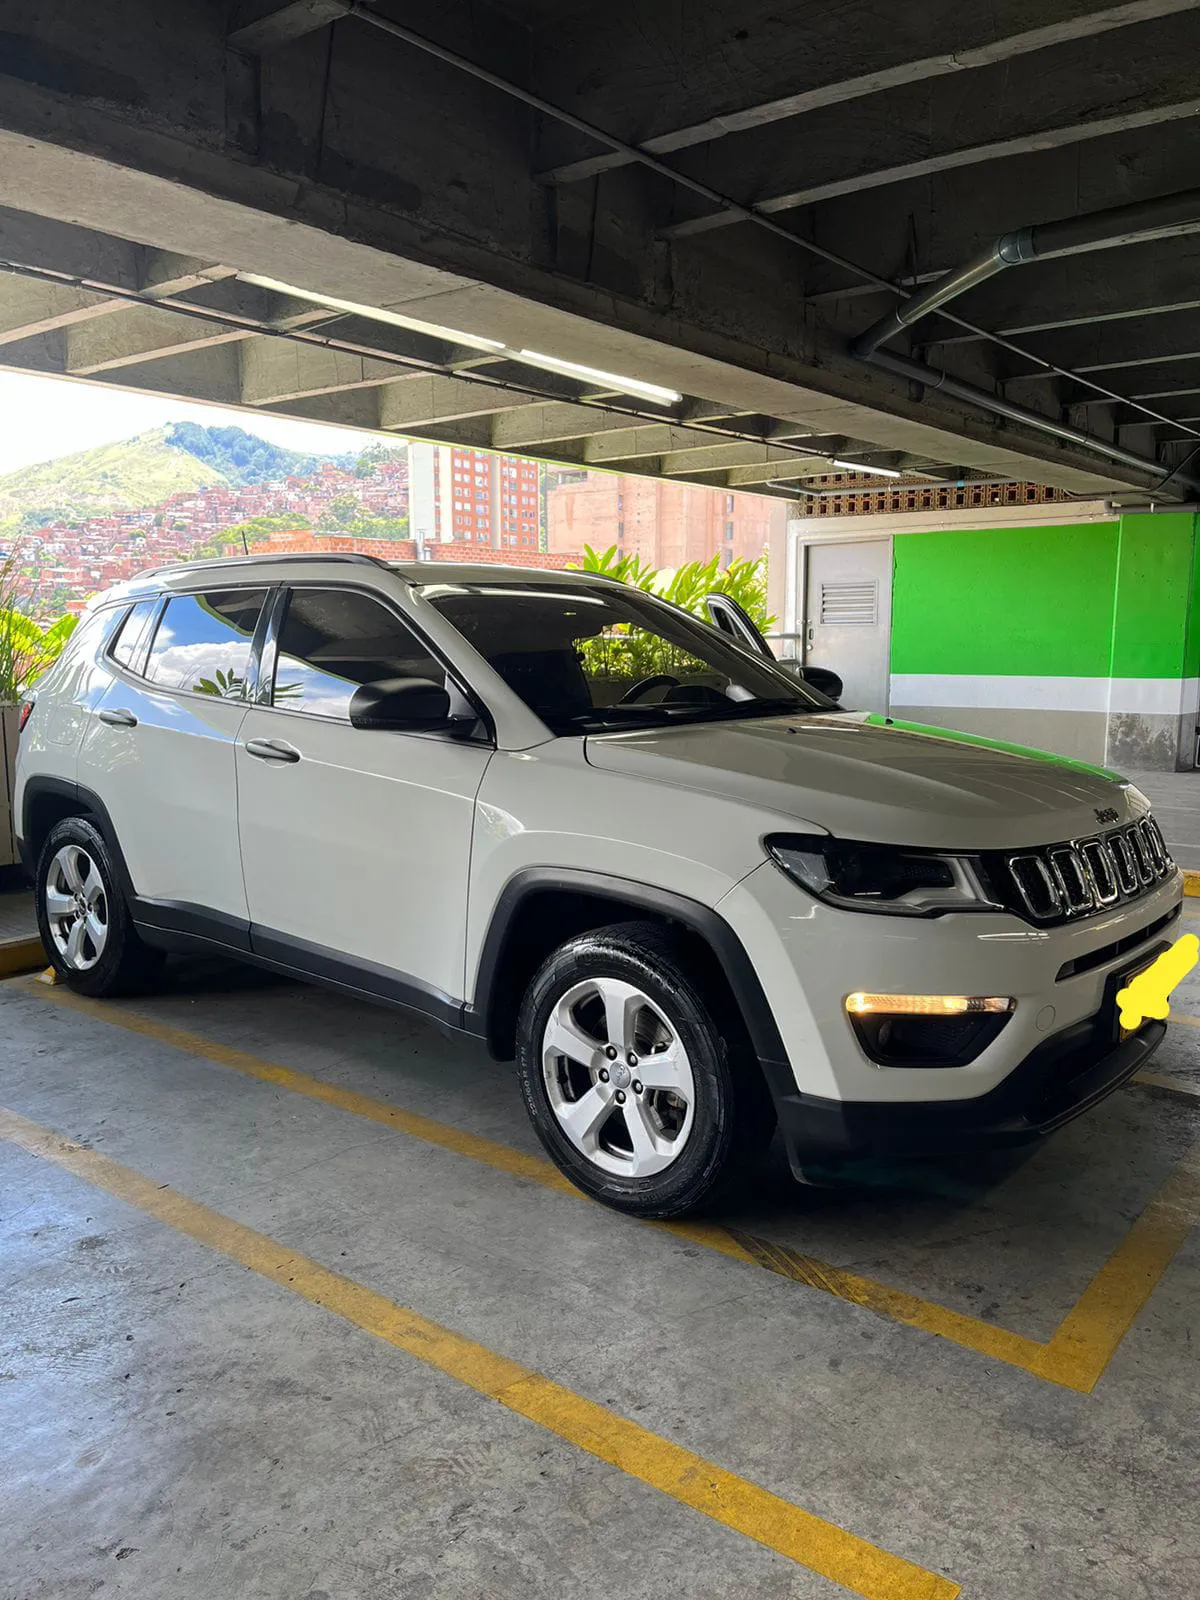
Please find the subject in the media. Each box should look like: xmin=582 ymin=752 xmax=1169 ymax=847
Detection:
xmin=2 ymin=911 xmax=1199 ymax=1600
xmin=1126 ymin=771 xmax=1200 ymax=869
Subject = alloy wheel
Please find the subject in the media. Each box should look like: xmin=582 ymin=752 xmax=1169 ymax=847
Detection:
xmin=44 ymin=844 xmax=109 ymax=972
xmin=541 ymin=976 xmax=696 ymax=1178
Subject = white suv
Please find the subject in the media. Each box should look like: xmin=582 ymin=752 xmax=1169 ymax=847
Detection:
xmin=15 ymin=556 xmax=1182 ymax=1217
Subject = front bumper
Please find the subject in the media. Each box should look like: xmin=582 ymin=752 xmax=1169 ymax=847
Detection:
xmin=775 ymin=1013 xmax=1167 ymax=1168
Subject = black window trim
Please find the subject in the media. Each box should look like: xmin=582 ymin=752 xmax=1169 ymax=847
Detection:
xmin=254 ymin=580 xmax=496 ymax=745
xmin=136 ymin=583 xmax=272 ymax=704
xmin=105 ymin=594 xmax=168 ymax=686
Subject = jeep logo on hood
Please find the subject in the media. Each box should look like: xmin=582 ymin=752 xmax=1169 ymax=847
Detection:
xmin=1094 ymin=807 xmax=1120 ymax=825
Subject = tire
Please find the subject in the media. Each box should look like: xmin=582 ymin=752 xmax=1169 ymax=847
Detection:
xmin=35 ymin=817 xmax=164 ymax=998
xmin=516 ymin=920 xmax=775 ymax=1218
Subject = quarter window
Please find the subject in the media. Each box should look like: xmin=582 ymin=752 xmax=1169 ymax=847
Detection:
xmin=144 ymin=589 xmax=267 ymax=697
xmin=270 ymin=587 xmax=446 ymax=721
xmin=110 ymin=599 xmax=160 ymax=673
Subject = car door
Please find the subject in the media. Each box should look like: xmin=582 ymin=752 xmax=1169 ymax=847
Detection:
xmin=78 ymin=585 xmax=269 ymax=931
xmin=235 ymin=582 xmax=493 ymax=1015
xmin=702 ymin=593 xmax=843 ymax=701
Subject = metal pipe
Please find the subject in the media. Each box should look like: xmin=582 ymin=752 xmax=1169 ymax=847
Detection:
xmin=328 ymin=9 xmax=1200 ymax=481
xmin=342 ymin=6 xmax=1189 ymax=428
xmin=867 ymin=348 xmax=1200 ymax=491
xmin=854 ymin=188 xmax=1200 ymax=361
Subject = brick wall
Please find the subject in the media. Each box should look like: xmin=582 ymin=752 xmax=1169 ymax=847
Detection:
xmin=426 ymin=541 xmax=580 ymax=569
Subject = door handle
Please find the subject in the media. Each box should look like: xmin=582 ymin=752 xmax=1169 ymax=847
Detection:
xmin=98 ymin=707 xmax=138 ymax=728
xmin=244 ymin=737 xmax=301 ymax=764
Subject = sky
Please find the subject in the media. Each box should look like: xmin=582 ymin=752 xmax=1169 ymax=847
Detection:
xmin=0 ymin=370 xmax=386 ymax=474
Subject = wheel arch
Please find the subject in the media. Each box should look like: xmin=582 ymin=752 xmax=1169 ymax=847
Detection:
xmin=21 ymin=778 xmax=135 ymax=898
xmin=472 ymin=868 xmax=791 ymax=1086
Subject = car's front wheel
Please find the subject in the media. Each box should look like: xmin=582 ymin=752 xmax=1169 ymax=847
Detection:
xmin=35 ymin=817 xmax=163 ymax=997
xmin=516 ymin=921 xmax=774 ymax=1218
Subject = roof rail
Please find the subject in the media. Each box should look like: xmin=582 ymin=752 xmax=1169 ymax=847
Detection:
xmin=135 ymin=551 xmax=402 ymax=580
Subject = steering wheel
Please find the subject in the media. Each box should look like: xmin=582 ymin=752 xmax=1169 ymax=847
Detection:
xmin=618 ymin=673 xmax=680 ymax=705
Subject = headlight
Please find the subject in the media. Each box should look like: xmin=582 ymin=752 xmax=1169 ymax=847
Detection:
xmin=765 ymin=833 xmax=1002 ymax=917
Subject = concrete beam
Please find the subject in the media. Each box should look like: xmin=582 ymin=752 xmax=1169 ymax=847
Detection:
xmin=0 ymin=35 xmax=1168 ymax=497
xmin=794 ymin=120 xmax=1200 ymax=299
xmin=240 ymin=339 xmax=403 ymax=405
xmin=536 ymin=0 xmax=1200 ymax=184
xmin=229 ymin=0 xmax=353 ymax=53
xmin=65 ymin=304 xmax=254 ymax=375
xmin=0 ymin=278 xmax=122 ymax=347
xmin=727 ymin=457 xmax=853 ymax=487
xmin=139 ymin=251 xmax=238 ymax=298
xmin=580 ymin=425 xmax=725 ymax=465
xmin=1004 ymin=308 xmax=1200 ymax=377
xmin=657 ymin=442 xmax=822 ymax=477
xmin=663 ymin=18 xmax=1200 ymax=235
xmin=490 ymin=403 xmax=679 ymax=450
xmin=926 ymin=234 xmax=1200 ymax=344
xmin=377 ymin=375 xmax=544 ymax=429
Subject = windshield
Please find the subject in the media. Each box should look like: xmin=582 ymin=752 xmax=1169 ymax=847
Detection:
xmin=425 ymin=579 xmax=833 ymax=734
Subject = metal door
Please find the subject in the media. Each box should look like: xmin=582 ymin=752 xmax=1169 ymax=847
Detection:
xmin=802 ymin=539 xmax=892 ymax=713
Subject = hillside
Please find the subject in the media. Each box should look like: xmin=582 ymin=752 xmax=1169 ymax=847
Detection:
xmin=0 ymin=422 xmax=357 ymax=531
xmin=0 ymin=428 xmax=224 ymax=527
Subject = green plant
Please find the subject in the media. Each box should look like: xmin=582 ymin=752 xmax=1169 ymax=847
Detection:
xmin=573 ymin=544 xmax=774 ymax=629
xmin=0 ymin=545 xmax=79 ymax=700
xmin=566 ymin=545 xmax=776 ymax=685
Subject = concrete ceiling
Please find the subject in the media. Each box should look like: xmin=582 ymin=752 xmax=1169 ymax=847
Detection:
xmin=0 ymin=0 xmax=1198 ymax=500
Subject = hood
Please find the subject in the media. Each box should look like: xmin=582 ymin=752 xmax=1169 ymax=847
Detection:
xmin=584 ymin=712 xmax=1145 ymax=850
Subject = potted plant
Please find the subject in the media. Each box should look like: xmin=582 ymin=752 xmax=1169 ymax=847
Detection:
xmin=0 ymin=546 xmax=75 ymax=868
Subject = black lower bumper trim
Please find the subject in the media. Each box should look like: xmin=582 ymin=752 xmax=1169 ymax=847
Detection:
xmin=775 ymin=1016 xmax=1167 ymax=1170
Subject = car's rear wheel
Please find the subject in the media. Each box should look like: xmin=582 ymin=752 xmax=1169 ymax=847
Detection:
xmin=36 ymin=818 xmax=163 ymax=997
xmin=516 ymin=921 xmax=774 ymax=1218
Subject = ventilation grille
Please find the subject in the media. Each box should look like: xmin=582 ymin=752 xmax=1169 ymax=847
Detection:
xmin=819 ymin=580 xmax=878 ymax=626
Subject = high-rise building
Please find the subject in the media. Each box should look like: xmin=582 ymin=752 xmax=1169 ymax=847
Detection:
xmin=407 ymin=443 xmax=543 ymax=553
xmin=546 ymin=473 xmax=786 ymax=569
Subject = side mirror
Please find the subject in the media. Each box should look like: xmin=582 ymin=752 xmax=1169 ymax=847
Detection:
xmin=798 ymin=665 xmax=844 ymax=701
xmin=349 ymin=677 xmax=451 ymax=731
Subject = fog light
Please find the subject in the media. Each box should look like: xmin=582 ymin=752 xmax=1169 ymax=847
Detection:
xmin=846 ymin=993 xmax=1014 ymax=1016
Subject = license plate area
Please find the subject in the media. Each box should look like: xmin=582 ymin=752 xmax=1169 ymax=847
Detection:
xmin=1104 ymin=941 xmax=1170 ymax=1042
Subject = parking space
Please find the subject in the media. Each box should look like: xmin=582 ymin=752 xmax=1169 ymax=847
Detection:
xmin=2 ymin=901 xmax=1199 ymax=1600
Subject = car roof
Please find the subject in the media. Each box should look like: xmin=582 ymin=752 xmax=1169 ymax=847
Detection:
xmin=99 ymin=555 xmax=610 ymax=606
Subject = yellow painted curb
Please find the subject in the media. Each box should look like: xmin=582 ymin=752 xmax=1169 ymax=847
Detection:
xmin=0 ymin=935 xmax=47 ymax=978
xmin=1184 ymin=870 xmax=1200 ymax=898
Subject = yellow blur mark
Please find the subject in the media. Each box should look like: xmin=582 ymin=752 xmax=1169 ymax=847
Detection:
xmin=1117 ymin=935 xmax=1199 ymax=1030
xmin=8 ymin=976 xmax=1197 ymax=1394
xmin=0 ymin=1104 xmax=959 ymax=1600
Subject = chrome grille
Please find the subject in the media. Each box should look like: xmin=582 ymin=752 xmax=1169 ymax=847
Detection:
xmin=999 ymin=815 xmax=1175 ymax=924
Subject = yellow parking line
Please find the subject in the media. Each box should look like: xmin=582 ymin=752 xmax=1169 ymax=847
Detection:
xmin=1032 ymin=1162 xmax=1200 ymax=1391
xmin=0 ymin=1104 xmax=958 ymax=1600
xmin=8 ymin=977 xmax=1195 ymax=1392
xmin=1169 ymin=1012 xmax=1200 ymax=1029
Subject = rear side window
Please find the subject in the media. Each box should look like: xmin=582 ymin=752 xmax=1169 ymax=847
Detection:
xmin=144 ymin=589 xmax=268 ymax=697
xmin=110 ymin=599 xmax=160 ymax=674
xmin=271 ymin=587 xmax=445 ymax=720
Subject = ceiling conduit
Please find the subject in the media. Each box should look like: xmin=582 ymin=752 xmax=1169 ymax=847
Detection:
xmin=851 ymin=189 xmax=1200 ymax=493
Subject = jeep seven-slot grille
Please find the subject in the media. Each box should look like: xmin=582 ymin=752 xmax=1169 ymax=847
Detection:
xmin=989 ymin=816 xmax=1174 ymax=925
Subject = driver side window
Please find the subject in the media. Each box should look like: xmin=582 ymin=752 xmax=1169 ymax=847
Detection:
xmin=270 ymin=587 xmax=446 ymax=721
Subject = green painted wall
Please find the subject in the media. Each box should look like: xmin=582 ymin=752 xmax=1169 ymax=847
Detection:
xmin=890 ymin=514 xmax=1200 ymax=680
xmin=890 ymin=522 xmax=1119 ymax=676
xmin=1109 ymin=513 xmax=1196 ymax=678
